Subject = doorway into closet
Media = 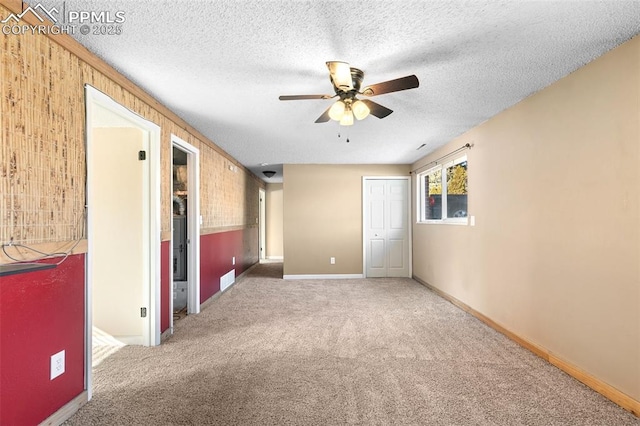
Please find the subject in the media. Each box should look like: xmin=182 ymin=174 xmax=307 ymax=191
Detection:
xmin=170 ymin=135 xmax=200 ymax=332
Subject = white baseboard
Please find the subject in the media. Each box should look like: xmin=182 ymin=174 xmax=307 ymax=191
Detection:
xmin=283 ymin=274 xmax=364 ymax=280
xmin=267 ymin=256 xmax=284 ymax=260
xmin=39 ymin=390 xmax=88 ymax=426
xmin=113 ymin=335 xmax=144 ymax=345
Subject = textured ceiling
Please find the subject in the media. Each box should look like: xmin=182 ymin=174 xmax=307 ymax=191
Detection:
xmin=38 ymin=0 xmax=640 ymax=181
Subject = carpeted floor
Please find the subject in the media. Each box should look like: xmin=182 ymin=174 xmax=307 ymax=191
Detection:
xmin=65 ymin=263 xmax=638 ymax=425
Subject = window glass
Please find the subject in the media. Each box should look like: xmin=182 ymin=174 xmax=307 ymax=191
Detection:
xmin=446 ymin=161 xmax=467 ymax=218
xmin=417 ymin=155 xmax=468 ymax=224
xmin=424 ymin=168 xmax=442 ymax=220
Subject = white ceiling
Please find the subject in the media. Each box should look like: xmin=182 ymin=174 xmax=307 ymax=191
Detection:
xmin=39 ymin=1 xmax=640 ymax=181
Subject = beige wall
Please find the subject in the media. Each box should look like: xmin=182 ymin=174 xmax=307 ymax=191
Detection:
xmin=91 ymin=128 xmax=146 ymax=341
xmin=283 ymin=164 xmax=410 ymax=275
xmin=412 ymin=36 xmax=640 ymax=400
xmin=266 ymin=183 xmax=284 ymax=259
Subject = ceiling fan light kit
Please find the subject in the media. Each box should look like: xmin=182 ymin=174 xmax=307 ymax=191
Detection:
xmin=328 ymin=99 xmax=369 ymax=125
xmin=329 ymin=100 xmax=346 ymax=121
xmin=352 ymin=100 xmax=370 ymax=120
xmin=279 ymin=61 xmax=419 ymax=127
xmin=339 ymin=108 xmax=354 ymax=126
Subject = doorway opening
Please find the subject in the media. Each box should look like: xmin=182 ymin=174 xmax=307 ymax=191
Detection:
xmin=84 ymin=85 xmax=161 ymax=399
xmin=170 ymin=135 xmax=200 ymax=332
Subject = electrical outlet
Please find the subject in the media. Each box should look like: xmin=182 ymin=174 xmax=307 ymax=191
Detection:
xmin=330 ymin=257 xmax=335 ymax=265
xmin=50 ymin=350 xmax=65 ymax=380
xmin=232 ymin=256 xmax=236 ymax=265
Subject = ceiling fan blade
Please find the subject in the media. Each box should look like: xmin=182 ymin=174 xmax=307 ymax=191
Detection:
xmin=315 ymin=106 xmax=332 ymax=123
xmin=360 ymin=75 xmax=419 ymax=97
xmin=327 ymin=61 xmax=353 ymax=91
xmin=279 ymin=94 xmax=332 ymax=101
xmin=361 ymin=99 xmax=393 ymax=119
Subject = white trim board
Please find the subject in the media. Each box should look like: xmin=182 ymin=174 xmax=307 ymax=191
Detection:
xmin=283 ymin=274 xmax=364 ymax=280
xmin=84 ymin=85 xmax=161 ymax=403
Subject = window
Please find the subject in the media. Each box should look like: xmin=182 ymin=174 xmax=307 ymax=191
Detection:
xmin=417 ymin=155 xmax=467 ymax=223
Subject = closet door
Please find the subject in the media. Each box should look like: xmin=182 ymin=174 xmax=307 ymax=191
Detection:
xmin=364 ymin=178 xmax=410 ymax=278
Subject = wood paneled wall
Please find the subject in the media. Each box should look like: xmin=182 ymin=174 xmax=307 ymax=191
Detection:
xmin=0 ymin=3 xmax=263 ymax=253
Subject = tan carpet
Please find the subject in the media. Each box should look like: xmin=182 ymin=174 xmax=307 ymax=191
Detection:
xmin=65 ymin=263 xmax=638 ymax=425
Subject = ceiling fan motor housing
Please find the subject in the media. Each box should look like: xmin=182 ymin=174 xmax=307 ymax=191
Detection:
xmin=349 ymin=68 xmax=364 ymax=92
xmin=334 ymin=67 xmax=364 ymax=100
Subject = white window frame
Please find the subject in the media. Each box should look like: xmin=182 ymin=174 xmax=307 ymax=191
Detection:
xmin=417 ymin=155 xmax=468 ymax=225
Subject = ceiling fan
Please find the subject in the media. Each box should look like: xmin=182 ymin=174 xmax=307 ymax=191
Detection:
xmin=279 ymin=61 xmax=419 ymax=126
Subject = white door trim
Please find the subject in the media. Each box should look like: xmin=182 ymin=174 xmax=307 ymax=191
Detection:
xmin=259 ymin=188 xmax=266 ymax=261
xmin=170 ymin=135 xmax=201 ymax=331
xmin=84 ymin=85 xmax=162 ymax=399
xmin=362 ymin=176 xmax=412 ymax=278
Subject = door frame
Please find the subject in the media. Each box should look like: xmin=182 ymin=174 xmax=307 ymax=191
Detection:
xmin=85 ymin=85 xmax=162 ymax=399
xmin=170 ymin=135 xmax=201 ymax=334
xmin=259 ymin=188 xmax=266 ymax=261
xmin=362 ymin=176 xmax=412 ymax=278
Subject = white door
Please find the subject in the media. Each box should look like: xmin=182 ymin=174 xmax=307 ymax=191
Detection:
xmin=90 ymin=127 xmax=149 ymax=344
xmin=364 ymin=178 xmax=410 ymax=277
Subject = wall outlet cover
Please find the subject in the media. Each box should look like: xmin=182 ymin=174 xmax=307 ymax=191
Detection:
xmin=50 ymin=350 xmax=65 ymax=380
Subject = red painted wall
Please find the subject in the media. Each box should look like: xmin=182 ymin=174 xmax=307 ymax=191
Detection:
xmin=0 ymin=255 xmax=85 ymax=425
xmin=0 ymin=229 xmax=256 ymax=424
xmin=160 ymin=241 xmax=170 ymax=333
xmin=199 ymin=228 xmax=258 ymax=302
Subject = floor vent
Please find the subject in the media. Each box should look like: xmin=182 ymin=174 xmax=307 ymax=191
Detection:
xmin=220 ymin=269 xmax=236 ymax=292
